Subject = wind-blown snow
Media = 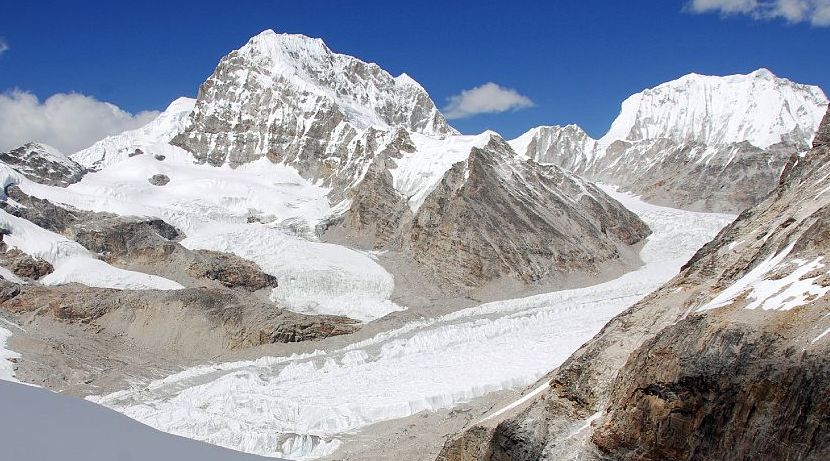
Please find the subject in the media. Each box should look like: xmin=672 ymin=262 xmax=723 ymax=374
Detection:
xmin=89 ymin=189 xmax=733 ymax=460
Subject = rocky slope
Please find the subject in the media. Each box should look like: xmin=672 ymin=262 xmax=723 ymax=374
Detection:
xmin=512 ymin=69 xmax=828 ymax=213
xmin=438 ymin=107 xmax=830 ymax=460
xmin=171 ymin=30 xmax=455 ymax=197
xmin=334 ymin=134 xmax=649 ymax=290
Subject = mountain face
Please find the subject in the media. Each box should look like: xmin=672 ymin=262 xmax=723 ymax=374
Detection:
xmin=439 ymin=105 xmax=830 ymax=461
xmin=512 ymin=69 xmax=829 ymax=213
xmin=171 ymin=30 xmax=455 ymax=197
xmin=334 ymin=134 xmax=649 ymax=289
xmin=165 ymin=29 xmax=650 ymax=292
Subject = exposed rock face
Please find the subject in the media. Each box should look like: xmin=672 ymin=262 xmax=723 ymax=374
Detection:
xmin=439 ymin=106 xmax=830 ymax=461
xmin=171 ymin=30 xmax=455 ymax=197
xmin=187 ymin=249 xmax=278 ymax=291
xmin=0 ymin=143 xmax=86 ymax=187
xmin=406 ymin=137 xmax=648 ymax=288
xmin=511 ymin=70 xmax=828 ymax=213
xmin=0 ymin=249 xmax=54 ymax=280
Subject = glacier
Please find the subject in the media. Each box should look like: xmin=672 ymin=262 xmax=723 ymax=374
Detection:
xmin=87 ymin=188 xmax=734 ymax=460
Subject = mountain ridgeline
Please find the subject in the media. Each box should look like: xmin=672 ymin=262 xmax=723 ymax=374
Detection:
xmin=511 ymin=69 xmax=828 ymax=213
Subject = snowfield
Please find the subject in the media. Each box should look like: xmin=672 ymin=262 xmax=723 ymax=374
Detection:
xmin=88 ymin=188 xmax=734 ymax=460
xmin=23 ymin=144 xmax=404 ymax=322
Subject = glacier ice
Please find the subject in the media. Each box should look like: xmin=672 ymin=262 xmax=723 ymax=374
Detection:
xmin=88 ymin=189 xmax=734 ymax=460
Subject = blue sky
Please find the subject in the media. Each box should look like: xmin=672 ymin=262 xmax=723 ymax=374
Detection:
xmin=1 ymin=0 xmax=828 ymax=147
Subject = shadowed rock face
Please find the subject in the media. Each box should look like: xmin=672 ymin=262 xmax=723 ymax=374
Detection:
xmin=0 ymin=143 xmax=86 ymax=187
xmin=438 ymin=108 xmax=830 ymax=461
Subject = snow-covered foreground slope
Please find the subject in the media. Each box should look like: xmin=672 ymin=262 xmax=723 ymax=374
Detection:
xmin=89 ymin=189 xmax=734 ymax=460
xmin=0 ymin=380 xmax=274 ymax=461
xmin=23 ymin=145 xmax=402 ymax=321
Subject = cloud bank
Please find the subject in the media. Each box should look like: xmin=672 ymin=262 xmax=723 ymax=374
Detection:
xmin=443 ymin=82 xmax=534 ymax=119
xmin=687 ymin=0 xmax=830 ymax=26
xmin=0 ymin=90 xmax=159 ymax=153
xmin=0 ymin=38 xmax=8 ymax=55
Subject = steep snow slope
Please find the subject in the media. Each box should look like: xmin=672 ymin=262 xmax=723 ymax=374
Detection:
xmin=89 ymin=189 xmax=732 ymax=460
xmin=513 ymin=70 xmax=829 ymax=212
xmin=391 ymin=131 xmax=493 ymax=211
xmin=73 ymin=97 xmax=196 ymax=170
xmin=599 ymin=68 xmax=826 ymax=149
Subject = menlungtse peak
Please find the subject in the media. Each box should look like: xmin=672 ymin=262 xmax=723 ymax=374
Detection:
xmin=171 ymin=30 xmax=456 ymax=172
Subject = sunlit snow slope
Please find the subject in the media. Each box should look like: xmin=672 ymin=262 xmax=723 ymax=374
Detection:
xmin=88 ymin=188 xmax=734 ymax=460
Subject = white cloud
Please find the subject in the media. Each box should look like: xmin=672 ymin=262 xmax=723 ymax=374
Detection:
xmin=0 ymin=38 xmax=8 ymax=55
xmin=0 ymin=90 xmax=159 ymax=153
xmin=687 ymin=0 xmax=830 ymax=26
xmin=443 ymin=82 xmax=534 ymax=119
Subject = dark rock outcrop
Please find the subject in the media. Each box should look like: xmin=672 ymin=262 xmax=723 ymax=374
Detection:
xmin=0 ymin=280 xmax=357 ymax=353
xmin=148 ymin=174 xmax=170 ymax=186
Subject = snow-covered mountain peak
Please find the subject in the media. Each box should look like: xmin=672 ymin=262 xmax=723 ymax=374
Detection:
xmin=599 ymin=69 xmax=828 ymax=150
xmin=220 ymin=29 xmax=455 ymax=137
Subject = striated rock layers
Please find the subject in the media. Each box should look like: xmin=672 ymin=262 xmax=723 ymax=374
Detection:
xmin=438 ymin=108 xmax=830 ymax=460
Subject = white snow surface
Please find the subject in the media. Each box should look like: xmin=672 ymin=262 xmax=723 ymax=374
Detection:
xmin=598 ymin=69 xmax=828 ymax=150
xmin=0 ymin=164 xmax=183 ymax=291
xmin=511 ymin=69 xmax=828 ymax=168
xmin=26 ymin=144 xmax=403 ymax=322
xmin=88 ymin=188 xmax=734 ymax=460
